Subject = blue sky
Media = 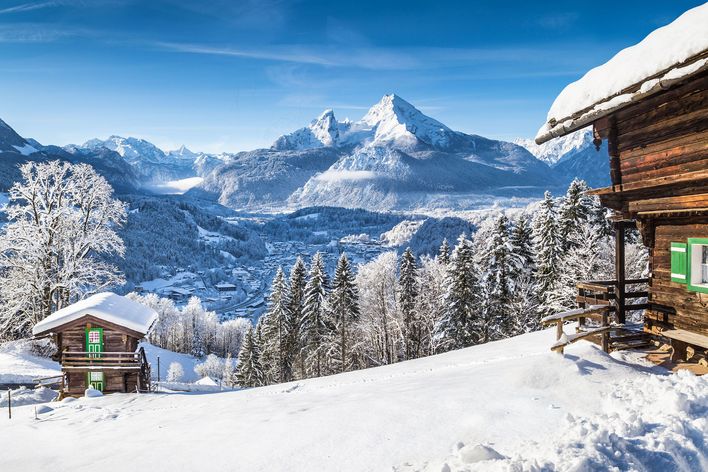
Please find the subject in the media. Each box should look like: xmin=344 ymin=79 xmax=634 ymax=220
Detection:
xmin=0 ymin=0 xmax=703 ymax=152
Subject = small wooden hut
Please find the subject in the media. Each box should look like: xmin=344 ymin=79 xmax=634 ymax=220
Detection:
xmin=32 ymin=292 xmax=157 ymax=397
xmin=535 ymin=5 xmax=708 ymax=360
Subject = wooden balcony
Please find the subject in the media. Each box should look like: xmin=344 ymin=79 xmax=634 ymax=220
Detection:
xmin=61 ymin=347 xmax=148 ymax=371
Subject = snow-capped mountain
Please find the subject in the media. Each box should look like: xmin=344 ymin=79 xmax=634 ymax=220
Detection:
xmin=514 ymin=129 xmax=594 ymax=166
xmin=272 ymin=94 xmax=457 ymax=152
xmin=0 ymin=119 xmax=141 ymax=192
xmin=0 ymin=118 xmax=39 ymax=156
xmin=75 ymin=136 xmax=219 ymax=183
xmin=514 ymin=128 xmax=610 ymax=188
xmin=199 ymin=94 xmax=559 ymax=211
xmin=273 ymin=109 xmax=343 ymax=150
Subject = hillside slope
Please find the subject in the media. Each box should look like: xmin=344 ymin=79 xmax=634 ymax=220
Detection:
xmin=2 ymin=328 xmax=705 ymax=471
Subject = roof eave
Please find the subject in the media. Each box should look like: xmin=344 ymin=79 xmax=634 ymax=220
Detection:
xmin=536 ymin=55 xmax=708 ymax=145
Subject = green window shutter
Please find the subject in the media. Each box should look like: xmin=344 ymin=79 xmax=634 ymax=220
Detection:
xmin=670 ymin=242 xmax=687 ymax=284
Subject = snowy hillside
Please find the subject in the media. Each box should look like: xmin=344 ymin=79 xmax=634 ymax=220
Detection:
xmin=2 ymin=328 xmax=705 ymax=471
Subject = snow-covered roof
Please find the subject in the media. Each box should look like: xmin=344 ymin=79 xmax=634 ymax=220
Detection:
xmin=32 ymin=292 xmax=158 ymax=336
xmin=536 ymin=4 xmax=708 ymax=144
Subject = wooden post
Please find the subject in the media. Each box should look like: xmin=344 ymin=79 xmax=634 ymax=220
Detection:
xmin=555 ymin=320 xmax=563 ymax=341
xmin=7 ymin=388 xmax=11 ymax=420
xmin=615 ymin=221 xmax=626 ymax=325
xmin=601 ymin=310 xmax=609 ymax=353
xmin=157 ymin=356 xmax=161 ymax=385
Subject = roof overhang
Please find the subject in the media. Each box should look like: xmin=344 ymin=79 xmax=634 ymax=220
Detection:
xmin=535 ymin=54 xmax=708 ymax=144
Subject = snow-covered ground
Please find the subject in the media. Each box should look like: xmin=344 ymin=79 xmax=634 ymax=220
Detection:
xmin=1 ymin=327 xmax=705 ymax=471
xmin=0 ymin=340 xmax=60 ymax=384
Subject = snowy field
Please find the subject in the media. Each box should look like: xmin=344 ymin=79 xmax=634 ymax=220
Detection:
xmin=1 ymin=328 xmax=706 ymax=471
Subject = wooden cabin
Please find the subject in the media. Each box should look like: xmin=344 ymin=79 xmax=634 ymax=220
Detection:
xmin=32 ymin=292 xmax=158 ymax=397
xmin=535 ymin=5 xmax=708 ymax=361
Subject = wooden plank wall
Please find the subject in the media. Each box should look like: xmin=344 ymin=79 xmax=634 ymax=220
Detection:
xmin=65 ymin=371 xmax=139 ymax=395
xmin=615 ymin=73 xmax=708 ymax=186
xmin=57 ymin=324 xmax=138 ymax=353
xmin=645 ymin=218 xmax=708 ymax=335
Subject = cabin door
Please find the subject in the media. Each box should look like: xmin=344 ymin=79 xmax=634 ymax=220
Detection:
xmin=87 ymin=371 xmax=104 ymax=392
xmin=86 ymin=328 xmax=104 ymax=358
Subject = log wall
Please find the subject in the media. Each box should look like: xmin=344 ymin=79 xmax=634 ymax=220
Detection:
xmin=614 ymin=73 xmax=708 ymax=186
xmin=594 ymin=71 xmax=708 ymax=340
xmin=645 ymin=217 xmax=708 ymax=335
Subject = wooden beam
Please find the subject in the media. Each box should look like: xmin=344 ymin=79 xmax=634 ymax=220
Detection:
xmin=615 ymin=221 xmax=627 ymax=324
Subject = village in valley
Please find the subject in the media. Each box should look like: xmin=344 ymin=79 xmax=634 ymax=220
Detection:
xmin=0 ymin=2 xmax=707 ymax=471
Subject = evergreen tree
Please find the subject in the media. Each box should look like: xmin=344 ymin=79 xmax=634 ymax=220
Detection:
xmin=287 ymin=257 xmax=307 ymax=379
xmin=438 ymin=238 xmax=451 ymax=265
xmin=477 ymin=214 xmax=519 ymax=340
xmin=235 ymin=327 xmax=265 ymax=388
xmin=533 ymin=191 xmax=562 ymax=315
xmin=510 ymin=214 xmax=535 ymax=278
xmin=261 ymin=267 xmax=292 ymax=383
xmin=330 ymin=253 xmax=360 ymax=373
xmin=435 ymin=234 xmax=480 ymax=350
xmin=300 ymin=252 xmax=331 ymax=378
xmin=558 ymin=179 xmax=593 ymax=249
xmin=398 ymin=248 xmax=420 ymax=359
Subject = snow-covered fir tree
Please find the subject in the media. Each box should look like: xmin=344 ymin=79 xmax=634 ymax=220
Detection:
xmin=509 ymin=214 xmax=535 ymax=278
xmin=532 ymin=191 xmax=563 ymax=315
xmin=398 ymin=248 xmax=420 ymax=359
xmin=300 ymin=252 xmax=332 ymax=378
xmin=476 ymin=214 xmax=520 ymax=340
xmin=558 ymin=179 xmax=594 ymax=249
xmin=0 ymin=161 xmax=126 ymax=340
xmin=287 ymin=257 xmax=307 ymax=379
xmin=261 ymin=267 xmax=293 ymax=383
xmin=329 ymin=253 xmax=360 ymax=373
xmin=435 ymin=234 xmax=480 ymax=351
xmin=236 ymin=326 xmax=266 ymax=388
xmin=438 ymin=238 xmax=451 ymax=265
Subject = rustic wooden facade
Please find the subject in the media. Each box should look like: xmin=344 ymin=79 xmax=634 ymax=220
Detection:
xmin=535 ymin=16 xmax=708 ymax=360
xmin=32 ymin=293 xmax=156 ymax=397
xmin=588 ymin=68 xmax=708 ymax=359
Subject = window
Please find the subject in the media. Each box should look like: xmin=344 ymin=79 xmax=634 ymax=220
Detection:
xmin=687 ymin=238 xmax=708 ymax=294
xmin=88 ymin=330 xmax=101 ymax=344
xmin=89 ymin=371 xmax=103 ymax=382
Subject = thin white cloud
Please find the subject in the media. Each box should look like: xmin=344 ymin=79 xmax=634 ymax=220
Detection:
xmin=0 ymin=1 xmax=60 ymax=15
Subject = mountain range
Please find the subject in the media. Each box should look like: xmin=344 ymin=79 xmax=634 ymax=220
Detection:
xmin=0 ymin=94 xmax=610 ymax=210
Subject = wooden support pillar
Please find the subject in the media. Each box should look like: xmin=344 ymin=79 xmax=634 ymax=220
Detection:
xmin=615 ymin=221 xmax=627 ymax=324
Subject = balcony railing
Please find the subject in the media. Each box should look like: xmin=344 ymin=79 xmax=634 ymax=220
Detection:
xmin=62 ymin=351 xmax=142 ymax=368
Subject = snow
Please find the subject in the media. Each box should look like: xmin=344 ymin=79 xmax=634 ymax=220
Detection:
xmin=140 ymin=342 xmax=202 ymax=383
xmin=536 ymin=3 xmax=708 ymax=143
xmin=32 ymin=292 xmax=158 ymax=336
xmin=145 ymin=176 xmax=203 ymax=195
xmin=12 ymin=143 xmax=38 ymax=156
xmin=0 ymin=339 xmax=60 ymax=384
xmin=272 ymin=94 xmax=455 ymax=151
xmin=1 ymin=327 xmax=705 ymax=471
xmin=84 ymin=386 xmax=103 ymax=398
xmin=195 ymin=376 xmax=218 ymax=386
xmin=0 ymin=386 xmax=57 ymax=407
